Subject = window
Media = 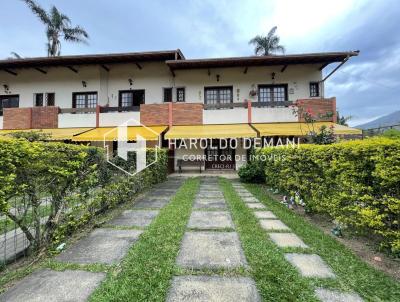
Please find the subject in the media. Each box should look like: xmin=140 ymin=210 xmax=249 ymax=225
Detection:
xmin=204 ymin=86 xmax=233 ymax=105
xmin=118 ymin=90 xmax=145 ymax=108
xmin=34 ymin=93 xmax=55 ymax=106
xmin=163 ymin=88 xmax=173 ymax=102
xmin=176 ymin=87 xmax=185 ymax=102
xmin=310 ymin=82 xmax=320 ymax=97
xmin=0 ymin=95 xmax=19 ymax=116
xmin=258 ymin=84 xmax=288 ymax=102
xmin=72 ymin=92 xmax=97 ymax=112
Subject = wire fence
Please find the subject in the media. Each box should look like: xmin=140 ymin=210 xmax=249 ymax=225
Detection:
xmin=0 ymin=174 xmax=119 ymax=269
xmin=362 ymin=124 xmax=400 ymax=137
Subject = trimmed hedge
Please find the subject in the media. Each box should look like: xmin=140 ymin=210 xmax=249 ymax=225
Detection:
xmin=0 ymin=137 xmax=168 ymax=254
xmin=243 ymin=138 xmax=400 ymax=254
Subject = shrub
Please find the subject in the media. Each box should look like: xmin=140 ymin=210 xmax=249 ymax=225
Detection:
xmin=0 ymin=138 xmax=168 ymax=254
xmin=238 ymin=162 xmax=265 ymax=183
xmin=254 ymin=138 xmax=400 ymax=254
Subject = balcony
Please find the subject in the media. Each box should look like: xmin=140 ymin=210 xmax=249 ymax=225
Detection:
xmin=203 ymin=101 xmax=293 ymax=110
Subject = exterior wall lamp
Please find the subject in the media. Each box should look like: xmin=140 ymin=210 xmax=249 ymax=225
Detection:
xmin=271 ymin=72 xmax=276 ymax=80
xmin=3 ymin=84 xmax=9 ymax=93
xmin=82 ymin=81 xmax=87 ymax=88
xmin=128 ymin=78 xmax=133 ymax=86
xmin=216 ymin=74 xmax=220 ymax=82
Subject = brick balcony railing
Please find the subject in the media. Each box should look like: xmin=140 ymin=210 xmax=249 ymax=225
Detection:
xmin=2 ymin=98 xmax=336 ymax=130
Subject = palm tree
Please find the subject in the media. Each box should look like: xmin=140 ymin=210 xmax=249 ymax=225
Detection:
xmin=249 ymin=26 xmax=285 ymax=56
xmin=337 ymin=112 xmax=352 ymax=126
xmin=7 ymin=52 xmax=23 ymax=59
xmin=22 ymin=0 xmax=89 ymax=56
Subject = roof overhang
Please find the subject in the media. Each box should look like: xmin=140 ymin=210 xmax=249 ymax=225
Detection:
xmin=166 ymin=51 xmax=359 ymax=70
xmin=0 ymin=50 xmax=185 ymax=70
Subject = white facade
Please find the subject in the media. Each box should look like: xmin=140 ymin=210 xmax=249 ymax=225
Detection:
xmin=0 ymin=62 xmax=322 ymax=129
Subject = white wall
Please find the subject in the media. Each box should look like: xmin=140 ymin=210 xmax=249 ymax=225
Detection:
xmin=173 ymin=64 xmax=323 ymax=103
xmin=0 ymin=62 xmax=323 ymax=127
xmin=58 ymin=113 xmax=96 ymax=128
xmin=252 ymin=107 xmax=297 ymax=123
xmin=0 ymin=66 xmax=102 ymax=108
xmin=0 ymin=116 xmax=3 ymax=129
xmin=99 ymin=112 xmax=140 ymax=127
xmin=203 ymin=108 xmax=248 ymax=124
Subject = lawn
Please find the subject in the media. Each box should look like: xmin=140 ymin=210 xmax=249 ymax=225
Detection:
xmin=219 ymin=178 xmax=400 ymax=301
xmin=88 ymin=177 xmax=199 ymax=302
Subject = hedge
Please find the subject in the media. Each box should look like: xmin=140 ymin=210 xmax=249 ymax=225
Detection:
xmin=0 ymin=137 xmax=168 ymax=256
xmin=242 ymin=138 xmax=400 ymax=254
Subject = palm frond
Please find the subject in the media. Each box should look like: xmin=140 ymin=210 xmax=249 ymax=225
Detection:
xmin=10 ymin=52 xmax=22 ymax=59
xmin=22 ymin=0 xmax=50 ymax=24
xmin=267 ymin=26 xmax=277 ymax=39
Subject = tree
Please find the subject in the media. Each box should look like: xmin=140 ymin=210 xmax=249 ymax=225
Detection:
xmin=7 ymin=52 xmax=23 ymax=59
xmin=249 ymin=26 xmax=285 ymax=56
xmin=336 ymin=112 xmax=352 ymax=126
xmin=22 ymin=0 xmax=89 ymax=56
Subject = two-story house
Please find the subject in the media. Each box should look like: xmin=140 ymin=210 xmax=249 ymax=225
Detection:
xmin=0 ymin=49 xmax=361 ymax=172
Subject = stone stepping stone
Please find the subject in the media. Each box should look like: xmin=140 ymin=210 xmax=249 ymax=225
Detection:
xmin=269 ymin=233 xmax=308 ymax=248
xmin=259 ymin=219 xmax=290 ymax=231
xmin=0 ymin=269 xmax=105 ymax=302
xmin=246 ymin=203 xmax=267 ymax=209
xmin=188 ymin=211 xmax=234 ymax=229
xmin=199 ymin=188 xmax=221 ymax=193
xmin=315 ymin=288 xmax=363 ymax=302
xmin=177 ymin=231 xmax=247 ymax=269
xmin=254 ymin=211 xmax=276 ymax=219
xmin=285 ymin=254 xmax=336 ymax=278
xmin=167 ymin=276 xmax=261 ymax=302
xmin=133 ymin=199 xmax=170 ymax=209
xmin=56 ymin=229 xmax=142 ymax=264
xmin=241 ymin=197 xmax=259 ymax=203
xmin=198 ymin=191 xmax=224 ymax=197
xmin=238 ymin=193 xmax=254 ymax=198
xmin=109 ymin=210 xmax=159 ymax=227
xmin=194 ymin=198 xmax=227 ymax=209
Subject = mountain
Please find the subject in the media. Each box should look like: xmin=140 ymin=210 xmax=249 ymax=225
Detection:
xmin=356 ymin=110 xmax=400 ymax=129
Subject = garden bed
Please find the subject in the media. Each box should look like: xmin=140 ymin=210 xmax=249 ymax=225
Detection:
xmin=266 ymin=188 xmax=400 ymax=280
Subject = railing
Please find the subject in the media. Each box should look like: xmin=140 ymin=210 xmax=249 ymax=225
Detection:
xmin=59 ymin=108 xmax=96 ymax=114
xmin=100 ymin=106 xmax=140 ymax=113
xmin=362 ymin=124 xmax=400 ymax=137
xmin=204 ymin=101 xmax=293 ymax=110
xmin=59 ymin=106 xmax=140 ymax=114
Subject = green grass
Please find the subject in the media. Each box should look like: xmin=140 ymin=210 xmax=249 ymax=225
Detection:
xmin=220 ymin=178 xmax=318 ymax=301
xmin=223 ymin=179 xmax=400 ymax=301
xmin=89 ymin=177 xmax=199 ymax=302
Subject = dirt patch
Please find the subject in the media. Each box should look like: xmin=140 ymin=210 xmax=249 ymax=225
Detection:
xmin=266 ymin=190 xmax=400 ymax=281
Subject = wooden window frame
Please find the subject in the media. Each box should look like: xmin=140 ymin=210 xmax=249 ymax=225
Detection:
xmin=34 ymin=92 xmax=55 ymax=107
xmin=72 ymin=91 xmax=98 ymax=109
xmin=163 ymin=87 xmax=173 ymax=103
xmin=176 ymin=87 xmax=185 ymax=102
xmin=118 ymin=90 xmax=145 ymax=108
xmin=309 ymin=82 xmax=320 ymax=97
xmin=257 ymin=84 xmax=288 ymax=102
xmin=0 ymin=94 xmax=20 ymax=116
xmin=204 ymin=86 xmax=233 ymax=105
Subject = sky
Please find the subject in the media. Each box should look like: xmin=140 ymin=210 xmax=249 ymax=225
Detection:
xmin=0 ymin=0 xmax=399 ymax=126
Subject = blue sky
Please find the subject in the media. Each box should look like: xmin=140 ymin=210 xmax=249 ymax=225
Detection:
xmin=1 ymin=0 xmax=399 ymax=126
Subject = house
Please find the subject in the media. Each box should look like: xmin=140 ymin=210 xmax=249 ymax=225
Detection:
xmin=0 ymin=49 xmax=361 ymax=172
